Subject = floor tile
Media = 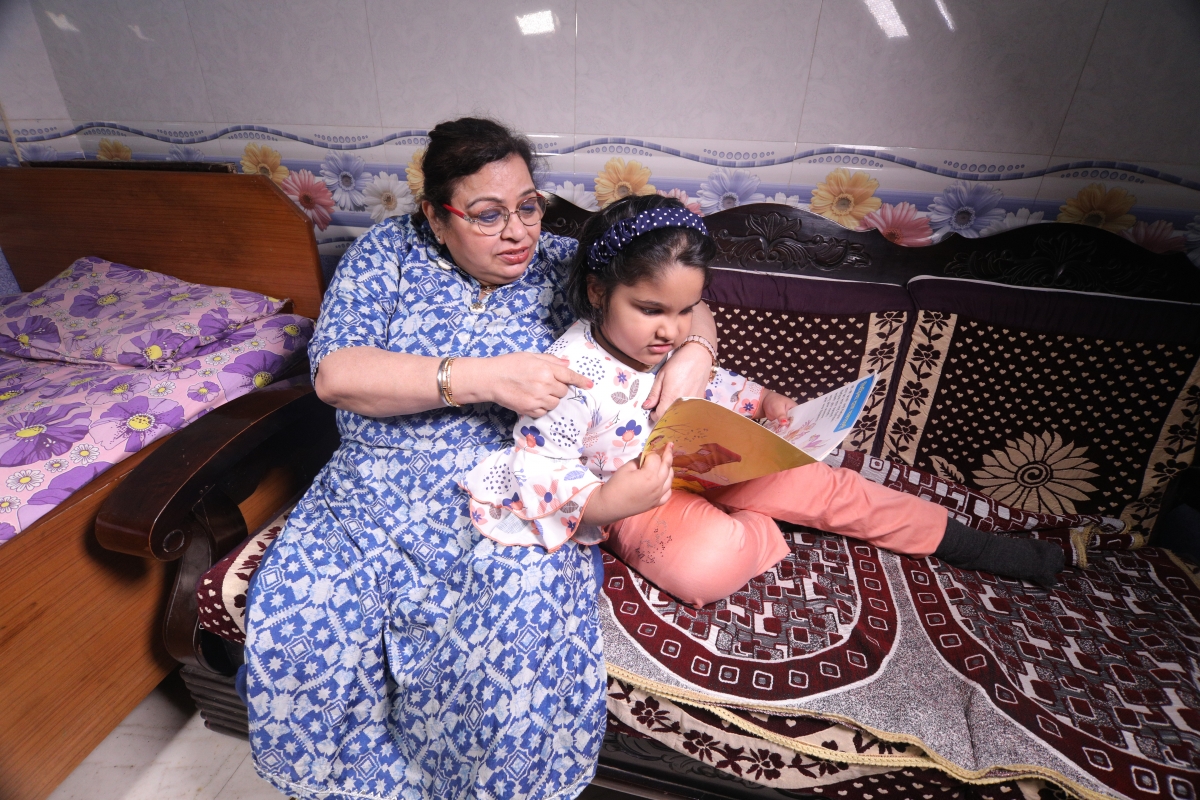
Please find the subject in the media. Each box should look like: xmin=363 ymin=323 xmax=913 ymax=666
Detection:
xmin=49 ymin=673 xmax=278 ymax=800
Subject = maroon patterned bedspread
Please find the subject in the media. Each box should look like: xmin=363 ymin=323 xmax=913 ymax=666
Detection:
xmin=600 ymin=450 xmax=1200 ymax=800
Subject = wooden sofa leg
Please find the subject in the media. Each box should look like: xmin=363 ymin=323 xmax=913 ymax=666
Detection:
xmin=179 ymin=665 xmax=249 ymax=739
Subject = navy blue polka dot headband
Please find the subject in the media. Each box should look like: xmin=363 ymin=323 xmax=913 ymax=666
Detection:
xmin=587 ymin=208 xmax=709 ymax=270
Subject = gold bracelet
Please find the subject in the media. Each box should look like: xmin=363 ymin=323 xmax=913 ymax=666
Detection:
xmin=437 ymin=355 xmax=460 ymax=407
xmin=682 ymin=334 xmax=719 ymax=380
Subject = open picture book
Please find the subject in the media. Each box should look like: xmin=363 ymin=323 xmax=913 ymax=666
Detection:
xmin=643 ymin=374 xmax=875 ymax=492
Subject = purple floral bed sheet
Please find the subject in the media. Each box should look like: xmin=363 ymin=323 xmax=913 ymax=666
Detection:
xmin=0 ymin=312 xmax=313 ymax=545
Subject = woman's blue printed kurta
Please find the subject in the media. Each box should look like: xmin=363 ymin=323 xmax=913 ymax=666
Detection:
xmin=244 ymin=217 xmax=606 ymax=800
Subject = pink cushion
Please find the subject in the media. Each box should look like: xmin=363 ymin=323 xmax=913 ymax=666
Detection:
xmin=196 ymin=502 xmax=294 ymax=643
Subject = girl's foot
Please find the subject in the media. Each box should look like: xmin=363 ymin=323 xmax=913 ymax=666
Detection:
xmin=933 ymin=518 xmax=1066 ymax=588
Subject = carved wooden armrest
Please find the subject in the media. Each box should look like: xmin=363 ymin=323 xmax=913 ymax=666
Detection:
xmin=96 ymin=377 xmax=339 ymax=667
xmin=96 ymin=377 xmax=336 ymax=560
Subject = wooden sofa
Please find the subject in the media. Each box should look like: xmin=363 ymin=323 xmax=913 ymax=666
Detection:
xmin=102 ymin=196 xmax=1200 ymax=799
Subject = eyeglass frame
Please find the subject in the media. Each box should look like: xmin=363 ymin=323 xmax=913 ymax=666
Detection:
xmin=441 ymin=193 xmax=547 ymax=235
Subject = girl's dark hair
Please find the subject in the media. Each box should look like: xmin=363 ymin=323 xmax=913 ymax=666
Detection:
xmin=566 ymin=194 xmax=716 ymax=323
xmin=413 ymin=117 xmax=539 ymax=224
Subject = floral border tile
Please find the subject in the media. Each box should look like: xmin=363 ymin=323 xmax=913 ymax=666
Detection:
xmin=3 ymin=118 xmax=84 ymax=163
xmin=1036 ymin=172 xmax=1200 ymax=253
xmin=3 ymin=121 xmax=1197 ymax=258
xmin=569 ymin=136 xmax=797 ymax=214
xmin=72 ymin=122 xmax=225 ymax=164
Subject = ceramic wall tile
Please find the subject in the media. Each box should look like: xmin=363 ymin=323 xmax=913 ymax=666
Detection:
xmin=365 ymin=0 xmax=577 ymax=135
xmin=570 ymin=136 xmax=797 ymax=212
xmin=1038 ymin=162 xmax=1200 ymax=231
xmin=798 ymin=0 xmax=1103 ymax=156
xmin=789 ymin=146 xmax=1050 ymax=208
xmin=214 ymin=124 xmax=393 ymax=234
xmin=30 ymin=0 xmax=213 ymax=123
xmin=184 ymin=0 xmax=381 ymax=127
xmin=4 ymin=118 xmax=86 ymax=162
xmin=2 ymin=0 xmax=1199 ymax=251
xmin=65 ymin=121 xmax=223 ymax=163
xmin=781 ymin=145 xmax=1051 ymax=235
xmin=0 ymin=0 xmax=71 ymax=120
xmin=215 ymin=123 xmax=389 ymax=170
xmin=576 ymin=0 xmax=821 ymax=142
xmin=1053 ymin=0 xmax=1200 ymax=166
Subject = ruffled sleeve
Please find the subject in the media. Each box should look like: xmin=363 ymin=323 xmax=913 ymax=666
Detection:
xmin=705 ymin=367 xmax=767 ymax=418
xmin=461 ymin=384 xmax=604 ymax=551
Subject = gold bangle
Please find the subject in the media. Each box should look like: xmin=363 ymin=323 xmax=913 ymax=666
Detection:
xmin=682 ymin=334 xmax=719 ymax=380
xmin=438 ymin=355 xmax=460 ymax=407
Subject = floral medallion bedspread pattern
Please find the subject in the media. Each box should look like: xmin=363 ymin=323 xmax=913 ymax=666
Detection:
xmin=0 ymin=312 xmax=313 ymax=544
xmin=599 ymin=450 xmax=1200 ymax=800
xmin=880 ymin=306 xmax=1200 ymax=540
xmin=604 ymin=678 xmax=1060 ymax=800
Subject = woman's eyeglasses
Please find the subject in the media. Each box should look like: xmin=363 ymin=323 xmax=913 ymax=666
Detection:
xmin=443 ymin=194 xmax=546 ymax=235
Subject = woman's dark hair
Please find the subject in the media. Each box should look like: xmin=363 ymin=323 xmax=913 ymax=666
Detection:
xmin=413 ymin=117 xmax=539 ymax=224
xmin=566 ymin=194 xmax=716 ymax=324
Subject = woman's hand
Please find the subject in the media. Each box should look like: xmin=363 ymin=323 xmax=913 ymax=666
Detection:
xmin=643 ymin=343 xmax=712 ymax=423
xmin=582 ymin=443 xmax=675 ymax=527
xmin=455 ymin=352 xmax=593 ymax=418
xmin=759 ymin=390 xmax=798 ymax=425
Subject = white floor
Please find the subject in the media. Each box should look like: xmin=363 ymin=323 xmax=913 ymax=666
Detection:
xmin=50 ymin=674 xmax=289 ymax=800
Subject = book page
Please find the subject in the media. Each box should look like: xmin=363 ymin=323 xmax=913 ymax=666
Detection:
xmin=642 ymin=374 xmax=875 ymax=491
xmin=764 ymin=373 xmax=875 ymax=461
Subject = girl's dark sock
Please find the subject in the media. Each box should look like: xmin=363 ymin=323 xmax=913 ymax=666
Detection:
xmin=933 ymin=518 xmax=1065 ymax=588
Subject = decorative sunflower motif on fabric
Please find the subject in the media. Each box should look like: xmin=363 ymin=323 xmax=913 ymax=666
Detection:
xmin=971 ymin=430 xmax=1099 ymax=515
xmin=1056 ymin=183 xmax=1136 ymax=232
xmin=810 ymin=168 xmax=882 ymax=229
xmin=96 ymin=138 xmax=132 ymax=161
xmin=406 ymin=149 xmax=425 ymax=200
xmin=240 ymin=143 xmax=289 ymax=184
xmin=594 ymin=157 xmax=656 ymax=207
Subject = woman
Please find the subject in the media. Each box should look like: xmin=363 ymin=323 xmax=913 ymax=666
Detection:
xmin=243 ymin=118 xmax=720 ymax=800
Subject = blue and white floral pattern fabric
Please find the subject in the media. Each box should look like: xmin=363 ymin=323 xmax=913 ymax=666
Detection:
xmin=244 ymin=216 xmax=607 ymax=800
xmin=462 ymin=320 xmax=765 ymax=553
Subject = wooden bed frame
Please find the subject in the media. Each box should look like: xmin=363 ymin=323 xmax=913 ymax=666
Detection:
xmin=0 ymin=167 xmax=326 ymax=800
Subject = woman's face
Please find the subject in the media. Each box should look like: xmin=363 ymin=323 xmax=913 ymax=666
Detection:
xmin=424 ymin=153 xmax=541 ymax=286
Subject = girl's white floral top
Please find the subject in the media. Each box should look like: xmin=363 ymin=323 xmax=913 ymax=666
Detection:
xmin=462 ymin=319 xmax=766 ymax=551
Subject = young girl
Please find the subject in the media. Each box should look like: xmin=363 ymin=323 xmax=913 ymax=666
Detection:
xmin=462 ymin=195 xmax=1064 ymax=606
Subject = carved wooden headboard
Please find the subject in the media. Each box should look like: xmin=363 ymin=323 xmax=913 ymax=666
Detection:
xmin=0 ymin=167 xmax=326 ymax=318
xmin=543 ymin=196 xmax=1200 ymax=302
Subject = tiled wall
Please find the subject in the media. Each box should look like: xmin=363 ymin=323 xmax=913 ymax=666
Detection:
xmin=1 ymin=0 xmax=1198 ymax=272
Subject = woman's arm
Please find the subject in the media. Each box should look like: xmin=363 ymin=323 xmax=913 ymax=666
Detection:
xmin=641 ymin=301 xmax=721 ymax=422
xmin=315 ymin=347 xmax=593 ymax=418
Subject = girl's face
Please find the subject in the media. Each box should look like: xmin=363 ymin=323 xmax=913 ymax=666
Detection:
xmin=588 ymin=260 xmax=706 ymax=370
xmin=423 ymin=153 xmax=541 ymax=286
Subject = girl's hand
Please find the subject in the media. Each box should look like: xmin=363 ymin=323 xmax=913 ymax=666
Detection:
xmin=582 ymin=443 xmax=675 ymax=527
xmin=643 ymin=343 xmax=711 ymax=423
xmin=759 ymin=391 xmax=798 ymax=426
xmin=457 ymin=353 xmax=593 ymax=418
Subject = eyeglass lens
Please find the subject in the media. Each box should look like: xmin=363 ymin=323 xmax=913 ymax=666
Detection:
xmin=473 ymin=196 xmax=545 ymax=232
